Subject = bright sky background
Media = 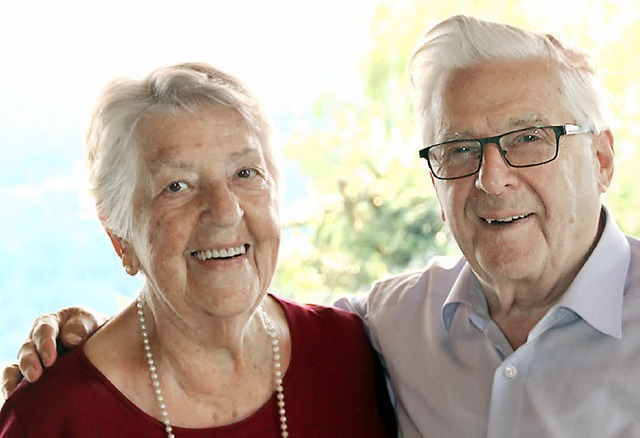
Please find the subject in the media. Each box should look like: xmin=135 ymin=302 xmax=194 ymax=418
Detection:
xmin=0 ymin=0 xmax=381 ymax=214
xmin=1 ymin=0 xmax=375 ymax=135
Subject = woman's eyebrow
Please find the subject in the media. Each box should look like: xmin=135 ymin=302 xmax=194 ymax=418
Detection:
xmin=147 ymin=159 xmax=196 ymax=175
xmin=229 ymin=146 xmax=262 ymax=161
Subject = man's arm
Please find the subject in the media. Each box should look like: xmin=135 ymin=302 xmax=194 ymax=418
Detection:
xmin=1 ymin=307 xmax=105 ymax=400
xmin=334 ymin=296 xmax=368 ymax=318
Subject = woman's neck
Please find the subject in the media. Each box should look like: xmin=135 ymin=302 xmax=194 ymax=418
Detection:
xmin=85 ymin=295 xmax=286 ymax=428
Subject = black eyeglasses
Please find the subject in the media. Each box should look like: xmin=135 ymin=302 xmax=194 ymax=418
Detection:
xmin=419 ymin=124 xmax=589 ymax=180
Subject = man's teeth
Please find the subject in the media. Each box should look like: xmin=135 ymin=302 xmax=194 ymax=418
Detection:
xmin=484 ymin=214 xmax=528 ymax=224
xmin=192 ymin=245 xmax=247 ymax=261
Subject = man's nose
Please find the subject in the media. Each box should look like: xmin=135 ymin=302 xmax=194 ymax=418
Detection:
xmin=474 ymin=143 xmax=515 ymax=194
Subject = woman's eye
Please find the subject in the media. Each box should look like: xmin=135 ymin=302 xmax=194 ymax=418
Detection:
xmin=237 ymin=168 xmax=258 ymax=179
xmin=165 ymin=181 xmax=188 ymax=193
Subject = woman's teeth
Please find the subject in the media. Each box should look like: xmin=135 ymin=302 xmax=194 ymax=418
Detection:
xmin=192 ymin=244 xmax=247 ymax=261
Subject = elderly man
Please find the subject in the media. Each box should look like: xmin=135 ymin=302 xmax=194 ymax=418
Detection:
xmin=4 ymin=15 xmax=640 ymax=437
xmin=336 ymin=15 xmax=639 ymax=437
xmin=342 ymin=12 xmax=640 ymax=437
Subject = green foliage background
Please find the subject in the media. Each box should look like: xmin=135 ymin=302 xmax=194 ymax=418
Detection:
xmin=271 ymin=0 xmax=640 ymax=304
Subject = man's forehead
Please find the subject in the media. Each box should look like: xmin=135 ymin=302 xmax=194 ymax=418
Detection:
xmin=436 ymin=114 xmax=551 ymax=140
xmin=428 ymin=58 xmax=567 ymax=143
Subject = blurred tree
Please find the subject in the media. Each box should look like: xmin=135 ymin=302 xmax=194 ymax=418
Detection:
xmin=273 ymin=0 xmax=640 ymax=303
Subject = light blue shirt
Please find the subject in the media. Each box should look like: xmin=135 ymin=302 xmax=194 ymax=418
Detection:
xmin=337 ymin=209 xmax=640 ymax=437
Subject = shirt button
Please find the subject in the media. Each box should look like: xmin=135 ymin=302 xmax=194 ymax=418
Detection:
xmin=504 ymin=365 xmax=518 ymax=378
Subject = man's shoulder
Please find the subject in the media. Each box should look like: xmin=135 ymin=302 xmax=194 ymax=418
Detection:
xmin=368 ymin=255 xmax=466 ymax=304
xmin=625 ymin=233 xmax=640 ymax=296
xmin=335 ymin=255 xmax=467 ymax=350
xmin=331 ymin=255 xmax=467 ymax=322
xmin=627 ymin=233 xmax=640 ymax=255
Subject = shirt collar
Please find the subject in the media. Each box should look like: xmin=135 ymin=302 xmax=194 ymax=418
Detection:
xmin=441 ymin=207 xmax=631 ymax=338
xmin=442 ymin=262 xmax=486 ymax=333
xmin=554 ymin=208 xmax=630 ymax=339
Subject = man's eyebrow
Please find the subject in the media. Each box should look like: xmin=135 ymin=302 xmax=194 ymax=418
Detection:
xmin=440 ymin=115 xmax=550 ymax=141
xmin=507 ymin=115 xmax=548 ymax=127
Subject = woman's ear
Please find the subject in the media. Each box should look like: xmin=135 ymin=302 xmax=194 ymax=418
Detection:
xmin=98 ymin=204 xmax=139 ymax=276
xmin=104 ymin=228 xmax=139 ymax=276
xmin=104 ymin=229 xmax=123 ymax=258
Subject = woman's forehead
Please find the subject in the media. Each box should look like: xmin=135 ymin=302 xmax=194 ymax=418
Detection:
xmin=139 ymin=107 xmax=260 ymax=154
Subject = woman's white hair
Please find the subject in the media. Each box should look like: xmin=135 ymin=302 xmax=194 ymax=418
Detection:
xmin=85 ymin=62 xmax=278 ymax=243
xmin=408 ymin=15 xmax=613 ymax=146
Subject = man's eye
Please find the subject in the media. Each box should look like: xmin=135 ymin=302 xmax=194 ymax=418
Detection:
xmin=446 ymin=143 xmax=480 ymax=157
xmin=512 ymin=128 xmax=551 ymax=144
xmin=165 ymin=181 xmax=188 ymax=193
xmin=517 ymin=134 xmax=541 ymax=143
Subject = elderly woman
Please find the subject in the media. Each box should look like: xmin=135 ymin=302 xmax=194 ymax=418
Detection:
xmin=0 ymin=63 xmax=395 ymax=437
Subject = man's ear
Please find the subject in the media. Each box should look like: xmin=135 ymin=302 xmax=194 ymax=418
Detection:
xmin=594 ymin=129 xmax=614 ymax=193
xmin=430 ymin=172 xmax=446 ymax=222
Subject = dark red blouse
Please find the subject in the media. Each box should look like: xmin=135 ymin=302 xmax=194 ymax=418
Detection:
xmin=0 ymin=296 xmax=396 ymax=437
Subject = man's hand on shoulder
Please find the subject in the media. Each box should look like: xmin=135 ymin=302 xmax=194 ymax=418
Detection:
xmin=2 ymin=306 xmax=105 ymax=401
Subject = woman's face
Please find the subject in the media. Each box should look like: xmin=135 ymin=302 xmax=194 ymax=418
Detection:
xmin=133 ymin=105 xmax=280 ymax=318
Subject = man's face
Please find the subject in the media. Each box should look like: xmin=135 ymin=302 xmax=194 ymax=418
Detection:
xmin=432 ymin=58 xmax=614 ymax=297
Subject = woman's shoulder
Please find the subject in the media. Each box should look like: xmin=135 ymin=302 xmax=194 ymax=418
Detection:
xmin=0 ymin=346 xmax=98 ymax=430
xmin=5 ymin=346 xmax=89 ymax=403
xmin=0 ymin=336 xmax=159 ymax=436
xmin=273 ymin=294 xmax=363 ymax=327
xmin=271 ymin=294 xmax=370 ymax=354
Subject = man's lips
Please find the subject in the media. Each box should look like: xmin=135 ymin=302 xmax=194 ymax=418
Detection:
xmin=480 ymin=213 xmax=532 ymax=224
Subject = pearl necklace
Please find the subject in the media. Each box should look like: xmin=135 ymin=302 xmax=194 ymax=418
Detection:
xmin=135 ymin=298 xmax=289 ymax=437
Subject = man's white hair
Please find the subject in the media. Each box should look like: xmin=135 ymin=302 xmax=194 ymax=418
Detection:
xmin=409 ymin=15 xmax=612 ymax=146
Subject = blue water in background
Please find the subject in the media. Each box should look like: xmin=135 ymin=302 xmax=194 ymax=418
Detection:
xmin=0 ymin=148 xmax=141 ymax=365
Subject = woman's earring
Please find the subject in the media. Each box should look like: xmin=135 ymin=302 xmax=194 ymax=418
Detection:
xmin=121 ymin=244 xmax=139 ymax=276
xmin=123 ymin=262 xmax=139 ymax=276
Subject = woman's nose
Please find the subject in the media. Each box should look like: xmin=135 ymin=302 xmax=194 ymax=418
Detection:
xmin=203 ymin=184 xmax=243 ymax=227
